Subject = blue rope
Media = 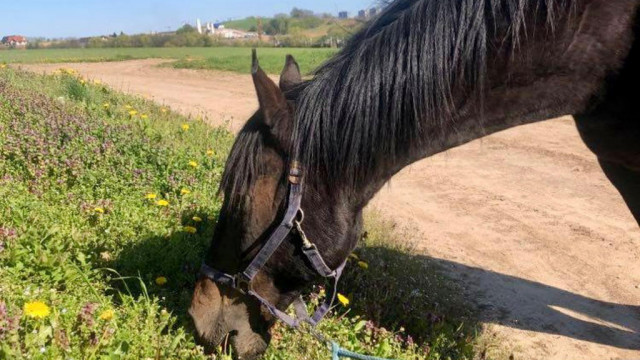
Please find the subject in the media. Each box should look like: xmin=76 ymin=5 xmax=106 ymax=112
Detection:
xmin=331 ymin=342 xmax=396 ymax=360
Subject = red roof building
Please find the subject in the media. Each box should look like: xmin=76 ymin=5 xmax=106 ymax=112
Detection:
xmin=2 ymin=35 xmax=28 ymax=47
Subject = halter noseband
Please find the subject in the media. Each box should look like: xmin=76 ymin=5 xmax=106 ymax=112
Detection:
xmin=199 ymin=161 xmax=346 ymax=328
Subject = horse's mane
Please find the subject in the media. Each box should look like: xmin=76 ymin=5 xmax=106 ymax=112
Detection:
xmin=292 ymin=0 xmax=576 ymax=191
xmin=219 ymin=114 xmax=266 ymax=211
xmin=222 ymin=0 xmax=576 ymax=207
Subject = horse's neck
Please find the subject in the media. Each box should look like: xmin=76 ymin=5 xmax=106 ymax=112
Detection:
xmin=350 ymin=0 xmax=638 ymax=211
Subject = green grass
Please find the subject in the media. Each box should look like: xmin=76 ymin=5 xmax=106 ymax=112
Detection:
xmin=0 ymin=47 xmax=336 ymax=75
xmin=169 ymin=48 xmax=336 ymax=75
xmin=0 ymin=67 xmax=491 ymax=359
xmin=223 ymin=17 xmax=262 ymax=32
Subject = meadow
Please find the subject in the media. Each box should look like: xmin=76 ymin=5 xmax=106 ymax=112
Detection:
xmin=0 ymin=47 xmax=336 ymax=75
xmin=0 ymin=67 xmax=490 ymax=359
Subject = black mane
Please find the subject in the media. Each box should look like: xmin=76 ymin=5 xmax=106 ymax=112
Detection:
xmin=292 ymin=0 xmax=575 ymax=192
xmin=219 ymin=113 xmax=266 ymax=210
xmin=222 ymin=0 xmax=577 ymax=206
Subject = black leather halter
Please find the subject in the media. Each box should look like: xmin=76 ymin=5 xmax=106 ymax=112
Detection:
xmin=199 ymin=161 xmax=346 ymax=328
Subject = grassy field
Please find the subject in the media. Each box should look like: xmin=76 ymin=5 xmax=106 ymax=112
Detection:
xmin=0 ymin=67 xmax=491 ymax=359
xmin=168 ymin=48 xmax=334 ymax=75
xmin=0 ymin=48 xmax=336 ymax=75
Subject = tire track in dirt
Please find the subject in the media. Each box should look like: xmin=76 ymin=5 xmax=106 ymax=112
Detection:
xmin=20 ymin=60 xmax=640 ymax=360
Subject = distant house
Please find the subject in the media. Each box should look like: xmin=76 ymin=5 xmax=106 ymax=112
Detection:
xmin=358 ymin=10 xmax=367 ymax=18
xmin=338 ymin=11 xmax=348 ymax=19
xmin=369 ymin=8 xmax=378 ymax=17
xmin=2 ymin=35 xmax=28 ymax=48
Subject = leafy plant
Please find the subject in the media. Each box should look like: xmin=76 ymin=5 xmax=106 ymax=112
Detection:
xmin=0 ymin=68 xmax=494 ymax=359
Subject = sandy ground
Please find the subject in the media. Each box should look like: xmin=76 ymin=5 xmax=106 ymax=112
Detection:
xmin=19 ymin=59 xmax=260 ymax=132
xmin=20 ymin=60 xmax=640 ymax=360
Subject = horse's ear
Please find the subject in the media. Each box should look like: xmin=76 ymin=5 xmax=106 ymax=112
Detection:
xmin=279 ymin=55 xmax=302 ymax=92
xmin=252 ymin=49 xmax=289 ymax=129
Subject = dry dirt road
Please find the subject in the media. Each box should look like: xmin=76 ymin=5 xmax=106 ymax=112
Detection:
xmin=21 ymin=60 xmax=640 ymax=360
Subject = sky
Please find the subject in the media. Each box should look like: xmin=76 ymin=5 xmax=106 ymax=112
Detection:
xmin=0 ymin=0 xmax=377 ymax=39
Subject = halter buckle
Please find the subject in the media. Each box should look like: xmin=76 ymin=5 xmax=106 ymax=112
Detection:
xmin=289 ymin=161 xmax=303 ymax=184
xmin=235 ymin=274 xmax=252 ymax=295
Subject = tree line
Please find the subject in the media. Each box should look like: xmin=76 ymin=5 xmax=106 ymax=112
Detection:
xmin=27 ymin=7 xmax=359 ymax=49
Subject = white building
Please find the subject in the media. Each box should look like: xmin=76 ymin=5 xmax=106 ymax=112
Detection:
xmin=195 ymin=19 xmax=220 ymax=35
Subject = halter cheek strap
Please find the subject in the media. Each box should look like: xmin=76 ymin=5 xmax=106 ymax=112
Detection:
xmin=199 ymin=162 xmax=347 ymax=328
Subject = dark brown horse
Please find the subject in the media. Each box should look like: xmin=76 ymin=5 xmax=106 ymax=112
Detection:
xmin=189 ymin=0 xmax=639 ymax=358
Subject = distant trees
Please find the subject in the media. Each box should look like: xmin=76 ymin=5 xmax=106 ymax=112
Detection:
xmin=43 ymin=30 xmax=226 ymax=49
xmin=26 ymin=37 xmax=46 ymax=49
xmin=261 ymin=8 xmax=324 ymax=35
xmin=176 ymin=24 xmax=197 ymax=34
xmin=290 ymin=7 xmax=314 ymax=18
xmin=265 ymin=16 xmax=290 ymax=35
xmin=37 ymin=7 xmax=360 ymax=50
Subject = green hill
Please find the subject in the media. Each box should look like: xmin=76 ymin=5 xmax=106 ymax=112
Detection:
xmin=223 ymin=17 xmax=260 ymax=31
xmin=223 ymin=16 xmax=363 ymax=40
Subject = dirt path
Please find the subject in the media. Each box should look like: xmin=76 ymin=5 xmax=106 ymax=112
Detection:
xmin=20 ymin=61 xmax=640 ymax=360
xmin=18 ymin=60 xmax=262 ymax=132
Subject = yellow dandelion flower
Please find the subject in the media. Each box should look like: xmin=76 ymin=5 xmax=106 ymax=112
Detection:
xmin=93 ymin=79 xmax=102 ymax=85
xmin=183 ymin=226 xmax=197 ymax=234
xmin=192 ymin=216 xmax=203 ymax=223
xmin=80 ymin=79 xmax=86 ymax=85
xmin=180 ymin=188 xmax=191 ymax=195
xmin=155 ymin=276 xmax=167 ymax=286
xmin=181 ymin=124 xmax=190 ymax=131
xmin=128 ymin=110 xmax=138 ymax=116
xmin=140 ymin=114 xmax=149 ymax=119
xmin=102 ymin=102 xmax=110 ymax=109
xmin=188 ymin=161 xmax=198 ymax=168
xmin=125 ymin=105 xmax=132 ymax=109
xmin=156 ymin=200 xmax=169 ymax=207
xmin=145 ymin=193 xmax=157 ymax=200
xmin=94 ymin=207 xmax=105 ymax=214
xmin=98 ymin=309 xmax=114 ymax=321
xmin=337 ymin=293 xmax=350 ymax=307
xmin=206 ymin=149 xmax=214 ymax=156
xmin=357 ymin=261 xmax=369 ymax=270
xmin=161 ymin=108 xmax=168 ymax=113
xmin=23 ymin=301 xmax=50 ymax=319
xmin=0 ymin=64 xmax=7 ymax=69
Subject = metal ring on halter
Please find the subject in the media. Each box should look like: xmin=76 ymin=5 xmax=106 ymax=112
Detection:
xmin=294 ymin=210 xmax=314 ymax=249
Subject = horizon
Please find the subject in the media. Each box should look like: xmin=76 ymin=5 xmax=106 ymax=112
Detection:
xmin=0 ymin=1 xmax=377 ymax=39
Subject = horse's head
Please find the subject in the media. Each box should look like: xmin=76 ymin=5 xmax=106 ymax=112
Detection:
xmin=189 ymin=52 xmax=361 ymax=359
